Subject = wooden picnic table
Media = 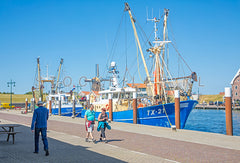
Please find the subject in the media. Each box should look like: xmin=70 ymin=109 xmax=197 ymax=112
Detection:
xmin=0 ymin=124 xmax=20 ymax=144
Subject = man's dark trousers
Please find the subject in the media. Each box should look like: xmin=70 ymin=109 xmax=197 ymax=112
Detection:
xmin=35 ymin=127 xmax=48 ymax=152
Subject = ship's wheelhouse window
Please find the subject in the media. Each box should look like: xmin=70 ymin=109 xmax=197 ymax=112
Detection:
xmin=125 ymin=93 xmax=130 ymax=98
xmin=101 ymin=94 xmax=105 ymax=99
xmin=130 ymin=93 xmax=133 ymax=98
xmin=113 ymin=93 xmax=118 ymax=99
xmin=124 ymin=92 xmax=133 ymax=98
xmin=235 ymin=86 xmax=238 ymax=90
xmin=102 ymin=93 xmax=108 ymax=100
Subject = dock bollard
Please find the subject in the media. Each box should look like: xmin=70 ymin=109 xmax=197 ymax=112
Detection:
xmin=59 ymin=99 xmax=61 ymax=116
xmin=72 ymin=95 xmax=76 ymax=118
xmin=108 ymin=94 xmax=113 ymax=121
xmin=225 ymin=87 xmax=233 ymax=136
xmin=133 ymin=92 xmax=137 ymax=124
xmin=25 ymin=98 xmax=28 ymax=113
xmin=86 ymin=95 xmax=90 ymax=108
xmin=31 ymin=98 xmax=35 ymax=111
xmin=175 ymin=90 xmax=180 ymax=129
xmin=49 ymin=97 xmax=52 ymax=115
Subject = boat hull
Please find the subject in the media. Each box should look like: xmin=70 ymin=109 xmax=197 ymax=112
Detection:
xmin=51 ymin=106 xmax=83 ymax=117
xmin=81 ymin=100 xmax=197 ymax=128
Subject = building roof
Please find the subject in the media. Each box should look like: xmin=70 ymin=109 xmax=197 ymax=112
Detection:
xmin=81 ymin=91 xmax=90 ymax=95
xmin=127 ymin=83 xmax=146 ymax=88
xmin=231 ymin=69 xmax=240 ymax=85
xmin=91 ymin=91 xmax=100 ymax=96
xmin=80 ymin=91 xmax=99 ymax=96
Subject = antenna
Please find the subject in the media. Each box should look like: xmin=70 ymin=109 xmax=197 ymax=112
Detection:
xmin=199 ymin=77 xmax=205 ymax=87
xmin=159 ymin=9 xmax=160 ymax=19
xmin=46 ymin=65 xmax=48 ymax=79
xmin=96 ymin=64 xmax=99 ymax=78
xmin=146 ymin=7 xmax=148 ymax=21
xmin=198 ymin=76 xmax=204 ymax=100
xmin=147 ymin=8 xmax=160 ymax=41
xmin=152 ymin=8 xmax=153 ymax=19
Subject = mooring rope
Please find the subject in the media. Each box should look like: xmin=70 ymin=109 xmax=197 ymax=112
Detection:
xmin=162 ymin=104 xmax=172 ymax=127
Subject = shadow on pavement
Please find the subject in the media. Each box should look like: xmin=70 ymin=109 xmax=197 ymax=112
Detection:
xmin=0 ymin=125 xmax=127 ymax=163
xmin=106 ymin=139 xmax=124 ymax=143
xmin=95 ymin=139 xmax=124 ymax=144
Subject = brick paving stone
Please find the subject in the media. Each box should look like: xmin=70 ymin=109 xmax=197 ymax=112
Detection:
xmin=1 ymin=111 xmax=240 ymax=163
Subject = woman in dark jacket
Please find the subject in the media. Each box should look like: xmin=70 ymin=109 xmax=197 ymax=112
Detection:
xmin=97 ymin=108 xmax=111 ymax=143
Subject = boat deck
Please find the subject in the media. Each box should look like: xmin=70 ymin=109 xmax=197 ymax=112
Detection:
xmin=0 ymin=110 xmax=239 ymax=162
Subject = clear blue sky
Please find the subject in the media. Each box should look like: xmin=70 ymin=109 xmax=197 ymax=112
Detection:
xmin=0 ymin=0 xmax=239 ymax=95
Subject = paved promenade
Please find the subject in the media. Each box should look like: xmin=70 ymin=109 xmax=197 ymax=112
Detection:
xmin=0 ymin=110 xmax=240 ymax=163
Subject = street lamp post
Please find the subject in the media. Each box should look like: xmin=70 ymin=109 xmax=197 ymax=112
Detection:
xmin=75 ymin=84 xmax=81 ymax=92
xmin=198 ymin=77 xmax=204 ymax=101
xmin=7 ymin=79 xmax=16 ymax=109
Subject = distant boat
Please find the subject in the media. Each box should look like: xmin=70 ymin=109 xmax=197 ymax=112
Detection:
xmin=31 ymin=57 xmax=84 ymax=117
xmin=49 ymin=93 xmax=83 ymax=117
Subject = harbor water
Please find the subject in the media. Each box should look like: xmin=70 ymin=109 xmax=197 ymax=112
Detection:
xmin=184 ymin=109 xmax=240 ymax=136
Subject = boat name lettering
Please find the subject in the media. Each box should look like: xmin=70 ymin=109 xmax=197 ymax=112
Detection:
xmin=180 ymin=103 xmax=189 ymax=108
xmin=147 ymin=109 xmax=162 ymax=116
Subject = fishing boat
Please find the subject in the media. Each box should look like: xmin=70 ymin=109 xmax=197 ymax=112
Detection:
xmin=82 ymin=3 xmax=198 ymax=128
xmin=49 ymin=93 xmax=83 ymax=117
xmin=32 ymin=58 xmax=83 ymax=117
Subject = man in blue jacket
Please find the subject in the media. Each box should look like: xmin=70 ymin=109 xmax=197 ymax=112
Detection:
xmin=31 ymin=101 xmax=49 ymax=156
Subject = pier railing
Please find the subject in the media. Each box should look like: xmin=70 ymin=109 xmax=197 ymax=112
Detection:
xmin=195 ymin=104 xmax=240 ymax=110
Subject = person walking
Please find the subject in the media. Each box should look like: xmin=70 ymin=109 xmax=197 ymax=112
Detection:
xmin=84 ymin=104 xmax=96 ymax=143
xmin=31 ymin=101 xmax=49 ymax=156
xmin=97 ymin=108 xmax=111 ymax=143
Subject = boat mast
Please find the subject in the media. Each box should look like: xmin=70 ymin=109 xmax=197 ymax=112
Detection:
xmin=147 ymin=9 xmax=171 ymax=103
xmin=55 ymin=58 xmax=63 ymax=93
xmin=37 ymin=57 xmax=43 ymax=101
xmin=162 ymin=9 xmax=169 ymax=64
xmin=124 ymin=3 xmax=151 ymax=84
xmin=147 ymin=16 xmax=161 ymax=98
xmin=161 ymin=9 xmax=169 ymax=102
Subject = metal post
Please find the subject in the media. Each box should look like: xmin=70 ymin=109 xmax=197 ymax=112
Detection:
xmin=108 ymin=93 xmax=113 ymax=121
xmin=86 ymin=95 xmax=90 ymax=108
xmin=175 ymin=90 xmax=180 ymax=129
xmin=49 ymin=96 xmax=52 ymax=114
xmin=31 ymin=98 xmax=35 ymax=111
xmin=225 ymin=87 xmax=233 ymax=136
xmin=49 ymin=100 xmax=52 ymax=114
xmin=133 ymin=92 xmax=137 ymax=124
xmin=59 ymin=98 xmax=61 ymax=116
xmin=72 ymin=95 xmax=76 ymax=118
xmin=10 ymin=82 xmax=12 ymax=109
xmin=25 ymin=98 xmax=28 ymax=113
xmin=7 ymin=79 xmax=16 ymax=109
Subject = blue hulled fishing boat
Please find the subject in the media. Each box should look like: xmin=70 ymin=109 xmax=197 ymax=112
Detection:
xmin=49 ymin=93 xmax=83 ymax=117
xmin=81 ymin=3 xmax=198 ymax=128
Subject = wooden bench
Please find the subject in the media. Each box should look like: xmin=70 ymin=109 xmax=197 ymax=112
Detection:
xmin=0 ymin=124 xmax=21 ymax=144
xmin=0 ymin=131 xmax=20 ymax=144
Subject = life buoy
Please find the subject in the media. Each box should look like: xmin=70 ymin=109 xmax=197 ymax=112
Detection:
xmin=106 ymin=104 xmax=109 ymax=110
